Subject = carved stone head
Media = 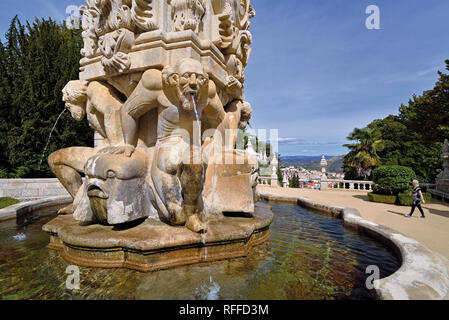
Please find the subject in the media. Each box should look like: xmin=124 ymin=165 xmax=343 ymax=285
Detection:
xmin=239 ymin=101 xmax=252 ymax=130
xmin=74 ymin=148 xmax=155 ymax=225
xmin=62 ymin=80 xmax=89 ymax=121
xmin=162 ymin=58 xmax=209 ymax=111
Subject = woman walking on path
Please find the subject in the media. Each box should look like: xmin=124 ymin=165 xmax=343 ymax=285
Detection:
xmin=405 ymin=180 xmax=426 ymax=219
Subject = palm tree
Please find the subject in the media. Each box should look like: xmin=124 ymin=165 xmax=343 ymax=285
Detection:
xmin=343 ymin=127 xmax=384 ymax=179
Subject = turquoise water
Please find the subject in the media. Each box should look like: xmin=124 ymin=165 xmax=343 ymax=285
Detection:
xmin=0 ymin=201 xmax=400 ymax=300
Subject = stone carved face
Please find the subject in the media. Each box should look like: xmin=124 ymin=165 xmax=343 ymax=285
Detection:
xmin=162 ymin=58 xmax=209 ymax=111
xmin=62 ymin=80 xmax=88 ymax=121
xmin=80 ymin=149 xmax=154 ymax=225
xmin=239 ymin=101 xmax=252 ymax=130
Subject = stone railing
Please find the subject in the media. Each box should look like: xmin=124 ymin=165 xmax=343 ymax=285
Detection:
xmin=258 ymin=175 xmax=280 ymax=187
xmin=258 ymin=176 xmax=271 ymax=185
xmin=0 ymin=179 xmax=69 ymax=201
xmin=419 ymin=183 xmax=436 ymax=192
xmin=325 ymin=180 xmax=375 ymax=191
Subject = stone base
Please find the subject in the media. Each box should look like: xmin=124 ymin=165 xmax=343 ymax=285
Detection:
xmin=436 ymin=178 xmax=449 ymax=194
xmin=42 ymin=204 xmax=273 ymax=272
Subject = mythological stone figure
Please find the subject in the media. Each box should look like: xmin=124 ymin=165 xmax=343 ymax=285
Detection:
xmin=207 ymin=99 xmax=252 ymax=151
xmin=119 ymin=58 xmax=225 ymax=233
xmin=54 ymin=0 xmax=258 ymax=232
xmin=74 ymin=147 xmax=157 ymax=225
xmin=170 ymin=0 xmax=205 ymax=33
xmin=99 ymin=28 xmax=135 ymax=74
xmin=48 ymin=80 xmax=125 ymax=214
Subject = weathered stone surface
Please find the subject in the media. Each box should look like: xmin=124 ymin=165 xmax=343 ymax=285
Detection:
xmin=43 ymin=203 xmax=273 ymax=272
xmin=203 ymin=149 xmax=258 ymax=217
xmin=0 ymin=196 xmax=72 ymax=222
xmin=49 ymin=0 xmax=260 ymax=232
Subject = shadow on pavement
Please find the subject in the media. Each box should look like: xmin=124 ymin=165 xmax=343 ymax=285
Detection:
xmin=352 ymin=195 xmax=370 ymax=201
xmin=387 ymin=210 xmax=408 ymax=217
xmin=427 ymin=207 xmax=449 ymax=218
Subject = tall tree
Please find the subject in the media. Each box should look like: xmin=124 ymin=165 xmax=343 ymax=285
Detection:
xmin=343 ymin=127 xmax=384 ymax=179
xmin=0 ymin=17 xmax=93 ymax=178
xmin=344 ymin=60 xmax=449 ymax=182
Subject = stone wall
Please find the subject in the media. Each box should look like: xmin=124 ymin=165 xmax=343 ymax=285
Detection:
xmin=0 ymin=179 xmax=69 ymax=201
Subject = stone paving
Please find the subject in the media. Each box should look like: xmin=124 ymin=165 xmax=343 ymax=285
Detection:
xmin=258 ymin=186 xmax=449 ymax=259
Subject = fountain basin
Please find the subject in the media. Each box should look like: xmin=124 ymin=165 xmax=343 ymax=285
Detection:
xmin=258 ymin=192 xmax=449 ymax=300
xmin=42 ymin=204 xmax=273 ymax=272
xmin=1 ymin=198 xmax=404 ymax=299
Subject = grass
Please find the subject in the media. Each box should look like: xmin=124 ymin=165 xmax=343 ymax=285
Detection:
xmin=0 ymin=197 xmax=20 ymax=209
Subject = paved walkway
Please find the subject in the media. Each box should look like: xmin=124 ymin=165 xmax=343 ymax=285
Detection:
xmin=257 ymin=186 xmax=449 ymax=259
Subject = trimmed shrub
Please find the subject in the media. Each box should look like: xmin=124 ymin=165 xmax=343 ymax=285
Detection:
xmin=398 ymin=192 xmax=432 ymax=206
xmin=368 ymin=193 xmax=397 ymax=204
xmin=0 ymin=197 xmax=20 ymax=209
xmin=372 ymin=165 xmax=417 ymax=195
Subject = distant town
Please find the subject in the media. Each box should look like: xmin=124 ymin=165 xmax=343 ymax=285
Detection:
xmin=281 ymin=165 xmax=345 ymax=189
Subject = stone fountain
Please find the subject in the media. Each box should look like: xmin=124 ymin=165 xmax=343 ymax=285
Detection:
xmin=43 ymin=0 xmax=274 ymax=272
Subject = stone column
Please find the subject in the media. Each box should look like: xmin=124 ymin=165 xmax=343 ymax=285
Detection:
xmin=320 ymin=154 xmax=328 ymax=190
xmin=270 ymin=156 xmax=279 ymax=187
xmin=247 ymin=138 xmax=258 ymax=157
xmin=283 ymin=174 xmax=289 ymax=188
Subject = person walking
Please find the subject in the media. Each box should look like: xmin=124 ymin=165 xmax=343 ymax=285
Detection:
xmin=405 ymin=180 xmax=426 ymax=219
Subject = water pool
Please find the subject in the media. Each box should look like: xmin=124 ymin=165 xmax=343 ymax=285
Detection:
xmin=0 ymin=201 xmax=400 ymax=300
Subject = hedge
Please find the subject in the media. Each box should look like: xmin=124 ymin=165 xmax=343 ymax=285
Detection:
xmin=368 ymin=193 xmax=397 ymax=204
xmin=372 ymin=165 xmax=417 ymax=195
xmin=398 ymin=192 xmax=432 ymax=206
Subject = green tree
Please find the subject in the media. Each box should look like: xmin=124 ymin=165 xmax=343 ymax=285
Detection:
xmin=290 ymin=175 xmax=300 ymax=188
xmin=0 ymin=17 xmax=93 ymax=178
xmin=343 ymin=127 xmax=384 ymax=179
xmin=345 ymin=60 xmax=449 ymax=182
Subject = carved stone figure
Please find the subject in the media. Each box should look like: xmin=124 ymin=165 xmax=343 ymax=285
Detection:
xmin=132 ymin=0 xmax=159 ymax=32
xmin=53 ymin=0 xmax=258 ymax=232
xmin=99 ymin=28 xmax=135 ymax=74
xmin=80 ymin=5 xmax=99 ymax=57
xmin=74 ymin=148 xmax=157 ymax=224
xmin=170 ymin=0 xmax=205 ymax=33
xmin=44 ymin=0 xmax=274 ymax=272
xmin=120 ymin=58 xmax=223 ymax=232
xmin=49 ymin=79 xmax=124 ymax=214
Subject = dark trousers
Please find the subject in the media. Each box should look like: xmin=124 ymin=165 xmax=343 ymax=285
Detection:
xmin=410 ymin=201 xmax=425 ymax=217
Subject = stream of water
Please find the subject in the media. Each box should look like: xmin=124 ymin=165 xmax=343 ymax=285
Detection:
xmin=39 ymin=109 xmax=67 ymax=165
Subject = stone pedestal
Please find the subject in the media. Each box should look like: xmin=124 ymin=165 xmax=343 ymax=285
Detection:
xmin=270 ymin=174 xmax=279 ymax=187
xmin=43 ymin=204 xmax=273 ymax=272
xmin=320 ymin=176 xmax=329 ymax=190
xmin=436 ymin=178 xmax=449 ymax=194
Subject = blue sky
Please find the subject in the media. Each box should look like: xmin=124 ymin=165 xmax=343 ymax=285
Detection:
xmin=1 ymin=0 xmax=449 ymax=156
